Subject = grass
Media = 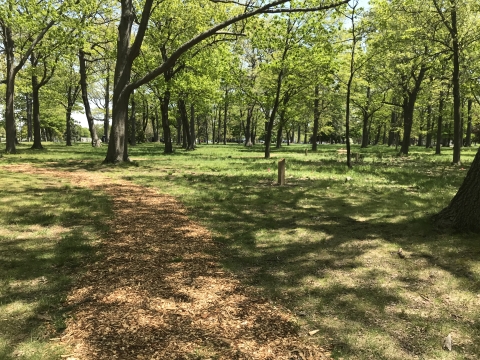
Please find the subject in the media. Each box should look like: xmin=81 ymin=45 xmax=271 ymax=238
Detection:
xmin=0 ymin=168 xmax=111 ymax=359
xmin=2 ymin=141 xmax=480 ymax=359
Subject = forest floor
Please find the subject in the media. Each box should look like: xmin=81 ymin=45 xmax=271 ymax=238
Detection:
xmin=2 ymin=164 xmax=330 ymax=360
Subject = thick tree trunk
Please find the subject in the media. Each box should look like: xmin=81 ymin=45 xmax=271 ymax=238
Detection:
xmin=312 ymin=85 xmax=320 ymax=151
xmin=79 ymin=50 xmax=101 ymax=147
xmin=433 ymin=146 xmax=480 ymax=231
xmin=276 ymin=121 xmax=283 ymax=149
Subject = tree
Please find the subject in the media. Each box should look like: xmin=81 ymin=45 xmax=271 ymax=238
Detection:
xmin=103 ymin=0 xmax=348 ymax=163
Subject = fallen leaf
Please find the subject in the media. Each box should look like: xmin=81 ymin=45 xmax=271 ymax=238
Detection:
xmin=309 ymin=330 xmax=320 ymax=336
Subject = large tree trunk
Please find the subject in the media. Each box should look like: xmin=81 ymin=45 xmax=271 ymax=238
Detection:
xmin=79 ymin=50 xmax=101 ymax=147
xmin=433 ymin=147 xmax=480 ymax=231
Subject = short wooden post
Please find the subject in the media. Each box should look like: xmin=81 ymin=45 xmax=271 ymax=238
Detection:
xmin=305 ymin=148 xmax=308 ymax=156
xmin=278 ymin=158 xmax=286 ymax=185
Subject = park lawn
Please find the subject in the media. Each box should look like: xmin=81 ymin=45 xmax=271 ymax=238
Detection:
xmin=0 ymin=167 xmax=111 ymax=360
xmin=2 ymin=142 xmax=480 ymax=359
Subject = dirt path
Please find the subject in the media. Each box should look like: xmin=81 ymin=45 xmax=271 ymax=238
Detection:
xmin=5 ymin=165 xmax=330 ymax=360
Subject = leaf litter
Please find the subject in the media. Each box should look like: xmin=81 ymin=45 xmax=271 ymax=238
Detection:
xmin=5 ymin=164 xmax=331 ymax=360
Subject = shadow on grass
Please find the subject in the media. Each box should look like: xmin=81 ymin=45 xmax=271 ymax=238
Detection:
xmin=0 ymin=172 xmax=111 ymax=360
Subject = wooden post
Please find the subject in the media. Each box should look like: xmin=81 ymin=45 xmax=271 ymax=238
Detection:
xmin=305 ymin=148 xmax=308 ymax=155
xmin=278 ymin=158 xmax=286 ymax=185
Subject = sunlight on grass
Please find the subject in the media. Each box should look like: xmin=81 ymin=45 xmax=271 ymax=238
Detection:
xmin=0 ymin=169 xmax=110 ymax=360
xmin=2 ymin=142 xmax=480 ymax=359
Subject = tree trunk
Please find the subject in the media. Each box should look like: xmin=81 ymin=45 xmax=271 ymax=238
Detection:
xmin=178 ymin=99 xmax=192 ymax=149
xmin=312 ymin=85 xmax=320 ymax=151
xmin=130 ymin=95 xmax=136 ymax=146
xmin=4 ymin=45 xmax=17 ymax=153
xmin=31 ymin=83 xmax=43 ymax=149
xmin=361 ymin=111 xmax=369 ymax=148
xmin=66 ymin=106 xmax=73 ymax=146
xmin=426 ymin=104 xmax=432 ymax=148
xmin=276 ymin=121 xmax=283 ymax=149
xmin=190 ymin=104 xmax=196 ymax=148
xmin=26 ymin=94 xmax=33 ymax=142
xmin=465 ymin=98 xmax=472 ymax=147
xmin=451 ymin=7 xmax=461 ymax=165
xmin=388 ymin=111 xmax=397 ymax=146
xmin=161 ymin=91 xmax=173 ymax=153
xmin=104 ymin=63 xmax=110 ymax=143
xmin=244 ymin=105 xmax=254 ymax=146
xmin=152 ymin=106 xmax=159 ymax=142
xmin=223 ymin=89 xmax=228 ymax=145
xmin=433 ymin=146 xmax=480 ymax=231
xmin=79 ymin=50 xmax=101 ymax=147
xmin=436 ymin=92 xmax=444 ymax=155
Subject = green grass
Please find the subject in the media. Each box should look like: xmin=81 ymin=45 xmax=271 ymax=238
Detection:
xmin=0 ymin=168 xmax=111 ymax=359
xmin=2 ymin=141 xmax=480 ymax=359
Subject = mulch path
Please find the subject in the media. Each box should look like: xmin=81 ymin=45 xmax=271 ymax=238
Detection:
xmin=5 ymin=164 xmax=331 ymax=360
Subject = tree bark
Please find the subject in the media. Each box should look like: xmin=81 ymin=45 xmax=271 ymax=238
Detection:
xmin=426 ymin=104 xmax=433 ymax=148
xmin=465 ymin=98 xmax=472 ymax=147
xmin=435 ymin=92 xmax=444 ymax=155
xmin=178 ymin=99 xmax=192 ymax=149
xmin=160 ymin=91 xmax=173 ymax=152
xmin=312 ymin=85 xmax=320 ymax=151
xmin=104 ymin=63 xmax=110 ymax=143
xmin=400 ymin=66 xmax=427 ymax=155
xmin=433 ymin=146 xmax=480 ymax=231
xmin=244 ymin=105 xmax=254 ymax=146
xmin=79 ymin=50 xmax=101 ymax=147
xmin=26 ymin=94 xmax=33 ymax=142
xmin=451 ymin=7 xmax=461 ymax=165
xmin=190 ymin=104 xmax=196 ymax=148
xmin=223 ymin=88 xmax=228 ymax=145
xmin=130 ymin=94 xmax=136 ymax=146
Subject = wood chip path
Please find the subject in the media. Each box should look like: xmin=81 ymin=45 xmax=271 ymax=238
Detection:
xmin=5 ymin=165 xmax=331 ymax=360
